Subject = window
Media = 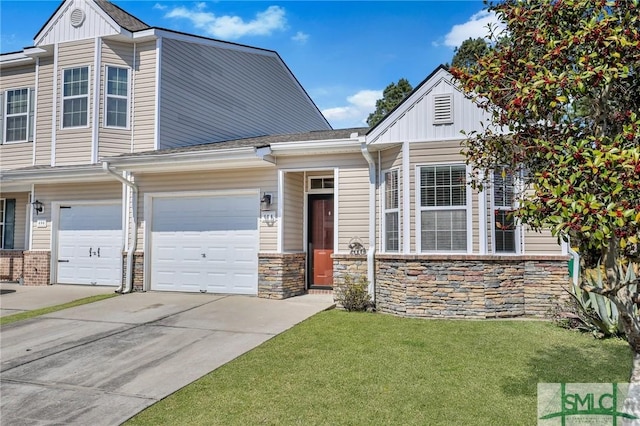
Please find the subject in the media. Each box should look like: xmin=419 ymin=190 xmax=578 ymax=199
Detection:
xmin=383 ymin=169 xmax=400 ymax=252
xmin=62 ymin=66 xmax=89 ymax=128
xmin=105 ymin=66 xmax=129 ymax=128
xmin=419 ymin=165 xmax=467 ymax=252
xmin=1 ymin=88 xmax=34 ymax=144
xmin=308 ymin=177 xmax=334 ymax=191
xmin=0 ymin=199 xmax=4 ymax=248
xmin=493 ymin=168 xmax=517 ymax=253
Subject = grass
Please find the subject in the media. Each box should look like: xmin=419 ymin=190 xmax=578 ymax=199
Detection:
xmin=0 ymin=293 xmax=118 ymax=326
xmin=127 ymin=310 xmax=632 ymax=426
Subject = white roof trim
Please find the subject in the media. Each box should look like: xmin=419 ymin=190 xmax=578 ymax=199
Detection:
xmin=153 ymin=29 xmax=279 ymax=57
xmin=270 ymin=137 xmax=364 ymax=155
xmin=0 ymin=164 xmax=111 ymax=184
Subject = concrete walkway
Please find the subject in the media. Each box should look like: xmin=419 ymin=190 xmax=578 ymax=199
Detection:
xmin=0 ymin=290 xmax=334 ymax=425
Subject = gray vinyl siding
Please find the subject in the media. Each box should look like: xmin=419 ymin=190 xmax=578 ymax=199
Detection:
xmin=283 ymin=172 xmax=304 ymax=252
xmin=98 ymin=39 xmax=134 ymax=159
xmin=135 ymin=168 xmax=278 ymax=252
xmin=158 ymin=38 xmax=329 ymax=150
xmin=55 ymin=39 xmax=95 ymax=165
xmin=131 ymin=41 xmax=156 ymax=153
xmin=35 ymin=56 xmax=54 ymax=166
xmin=31 ymin=182 xmax=123 ymax=250
xmin=0 ymin=64 xmax=36 ymax=169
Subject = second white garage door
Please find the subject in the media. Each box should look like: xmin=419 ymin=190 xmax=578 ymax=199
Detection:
xmin=150 ymin=194 xmax=259 ymax=294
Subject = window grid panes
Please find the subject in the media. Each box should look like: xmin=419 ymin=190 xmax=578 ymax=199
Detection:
xmin=493 ymin=168 xmax=517 ymax=253
xmin=62 ymin=67 xmax=89 ymax=128
xmin=5 ymin=89 xmax=29 ymax=142
xmin=0 ymin=199 xmax=5 ymax=249
xmin=105 ymin=66 xmax=128 ymax=128
xmin=384 ymin=170 xmax=399 ymax=252
xmin=419 ymin=165 xmax=467 ymax=252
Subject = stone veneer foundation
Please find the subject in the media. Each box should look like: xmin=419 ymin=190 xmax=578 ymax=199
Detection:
xmin=258 ymin=252 xmax=306 ymax=299
xmin=333 ymin=254 xmax=570 ymax=318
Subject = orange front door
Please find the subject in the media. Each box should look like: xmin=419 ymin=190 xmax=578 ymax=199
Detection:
xmin=309 ymin=196 xmax=334 ymax=287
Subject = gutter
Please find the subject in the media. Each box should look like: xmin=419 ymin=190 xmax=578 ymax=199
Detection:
xmin=360 ymin=142 xmax=377 ymax=300
xmin=103 ymin=161 xmax=138 ymax=294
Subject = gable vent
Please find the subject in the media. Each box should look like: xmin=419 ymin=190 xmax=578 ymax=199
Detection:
xmin=433 ymin=93 xmax=453 ymax=124
xmin=70 ymin=8 xmax=86 ymax=28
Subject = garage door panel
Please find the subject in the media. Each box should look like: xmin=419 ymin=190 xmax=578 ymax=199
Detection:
xmin=151 ymin=194 xmax=258 ymax=294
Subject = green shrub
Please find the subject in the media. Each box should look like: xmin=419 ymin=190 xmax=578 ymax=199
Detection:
xmin=335 ymin=274 xmax=372 ymax=312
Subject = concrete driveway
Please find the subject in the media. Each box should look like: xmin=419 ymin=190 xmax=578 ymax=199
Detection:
xmin=0 ymin=291 xmax=334 ymax=425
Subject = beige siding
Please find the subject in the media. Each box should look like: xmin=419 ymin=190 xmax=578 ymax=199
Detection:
xmin=35 ymin=56 xmax=54 ymax=166
xmin=283 ymin=172 xmax=304 ymax=252
xmin=525 ymin=228 xmax=562 ymax=254
xmin=131 ymin=41 xmax=156 ymax=153
xmin=0 ymin=65 xmax=36 ymax=169
xmin=98 ymin=40 xmax=135 ymax=159
xmin=379 ymin=146 xmax=403 ymax=252
xmin=135 ymin=168 xmax=278 ymax=251
xmin=338 ymin=167 xmax=369 ymax=252
xmin=55 ymin=39 xmax=95 ymax=165
xmin=31 ymin=182 xmax=123 ymax=250
xmin=0 ymin=192 xmax=29 ymax=250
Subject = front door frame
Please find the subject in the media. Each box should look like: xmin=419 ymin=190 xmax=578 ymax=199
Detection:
xmin=307 ymin=193 xmax=334 ymax=289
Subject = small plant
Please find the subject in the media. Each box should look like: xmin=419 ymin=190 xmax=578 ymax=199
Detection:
xmin=334 ymin=274 xmax=372 ymax=312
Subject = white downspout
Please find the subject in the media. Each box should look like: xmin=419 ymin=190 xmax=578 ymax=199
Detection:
xmin=360 ymin=142 xmax=376 ymax=300
xmin=103 ymin=161 xmax=138 ymax=293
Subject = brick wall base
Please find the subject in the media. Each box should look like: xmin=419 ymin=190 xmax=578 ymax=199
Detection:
xmin=22 ymin=251 xmax=51 ymax=286
xmin=334 ymin=254 xmax=570 ymax=318
xmin=122 ymin=252 xmax=144 ymax=292
xmin=0 ymin=250 xmax=24 ymax=282
xmin=258 ymin=253 xmax=306 ymax=299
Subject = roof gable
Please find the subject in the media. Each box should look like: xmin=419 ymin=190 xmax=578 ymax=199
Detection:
xmin=366 ymin=65 xmax=490 ymax=144
xmin=35 ymin=0 xmax=148 ymax=46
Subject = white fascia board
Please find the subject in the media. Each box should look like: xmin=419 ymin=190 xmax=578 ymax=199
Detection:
xmin=153 ymin=28 xmax=279 ymax=57
xmin=131 ymin=29 xmax=158 ymax=42
xmin=270 ymin=139 xmax=363 ymax=155
xmin=0 ymin=52 xmax=35 ymax=66
xmin=104 ymin=147 xmax=275 ymax=172
xmin=0 ymin=165 xmax=111 ymax=184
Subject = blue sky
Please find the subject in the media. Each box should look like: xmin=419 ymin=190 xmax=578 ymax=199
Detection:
xmin=0 ymin=1 xmax=501 ymax=129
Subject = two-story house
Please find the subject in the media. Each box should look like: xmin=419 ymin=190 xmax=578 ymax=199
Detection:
xmin=1 ymin=0 xmax=569 ymax=318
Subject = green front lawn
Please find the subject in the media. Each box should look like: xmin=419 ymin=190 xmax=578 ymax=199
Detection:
xmin=128 ymin=311 xmax=632 ymax=425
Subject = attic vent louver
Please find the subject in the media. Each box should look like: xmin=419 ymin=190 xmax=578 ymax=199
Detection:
xmin=70 ymin=8 xmax=86 ymax=28
xmin=433 ymin=93 xmax=453 ymax=124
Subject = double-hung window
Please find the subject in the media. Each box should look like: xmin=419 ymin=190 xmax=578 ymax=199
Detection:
xmin=4 ymin=89 xmax=29 ymax=142
xmin=62 ymin=66 xmax=89 ymax=128
xmin=105 ymin=66 xmax=129 ymax=128
xmin=419 ymin=165 xmax=468 ymax=252
xmin=493 ymin=168 xmax=517 ymax=253
xmin=383 ymin=169 xmax=400 ymax=252
xmin=0 ymin=199 xmax=4 ymax=248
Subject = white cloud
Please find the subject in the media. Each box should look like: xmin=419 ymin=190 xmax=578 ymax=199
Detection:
xmin=291 ymin=31 xmax=309 ymax=44
xmin=153 ymin=3 xmax=167 ymax=11
xmin=165 ymin=5 xmax=287 ymax=39
xmin=442 ymin=10 xmax=505 ymax=48
xmin=322 ymin=89 xmax=381 ymax=128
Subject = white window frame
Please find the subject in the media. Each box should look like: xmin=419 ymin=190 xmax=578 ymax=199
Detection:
xmin=0 ymin=198 xmax=5 ymax=249
xmin=307 ymin=176 xmax=334 ymax=194
xmin=103 ymin=65 xmax=130 ymax=129
xmin=382 ymin=168 xmax=400 ymax=252
xmin=3 ymin=88 xmax=31 ymax=143
xmin=416 ymin=163 xmax=472 ymax=253
xmin=490 ymin=168 xmax=521 ymax=254
xmin=61 ymin=65 xmax=90 ymax=129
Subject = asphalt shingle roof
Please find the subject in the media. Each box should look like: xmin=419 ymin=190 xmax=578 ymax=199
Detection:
xmin=94 ymin=0 xmax=150 ymax=32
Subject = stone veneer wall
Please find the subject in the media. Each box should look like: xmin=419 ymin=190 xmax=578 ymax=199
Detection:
xmin=334 ymin=254 xmax=570 ymax=318
xmin=0 ymin=250 xmax=24 ymax=281
xmin=22 ymin=251 xmax=51 ymax=286
xmin=258 ymin=253 xmax=306 ymax=299
xmin=121 ymin=252 xmax=144 ymax=292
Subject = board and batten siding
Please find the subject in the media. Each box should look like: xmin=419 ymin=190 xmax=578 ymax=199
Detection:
xmin=131 ymin=41 xmax=156 ymax=153
xmin=135 ymin=168 xmax=278 ymax=252
xmin=98 ymin=40 xmax=134 ymax=159
xmin=158 ymin=38 xmax=329 ymax=149
xmin=55 ymin=39 xmax=95 ymax=165
xmin=35 ymin=56 xmax=54 ymax=166
xmin=0 ymin=64 xmax=36 ymax=169
xmin=30 ymin=182 xmax=123 ymax=250
xmin=0 ymin=192 xmax=29 ymax=250
xmin=283 ymin=172 xmax=304 ymax=252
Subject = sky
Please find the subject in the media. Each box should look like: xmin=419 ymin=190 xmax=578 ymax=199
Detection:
xmin=0 ymin=1 xmax=503 ymax=129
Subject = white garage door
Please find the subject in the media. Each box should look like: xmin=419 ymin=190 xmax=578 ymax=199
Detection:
xmin=57 ymin=204 xmax=123 ymax=286
xmin=150 ymin=194 xmax=258 ymax=294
